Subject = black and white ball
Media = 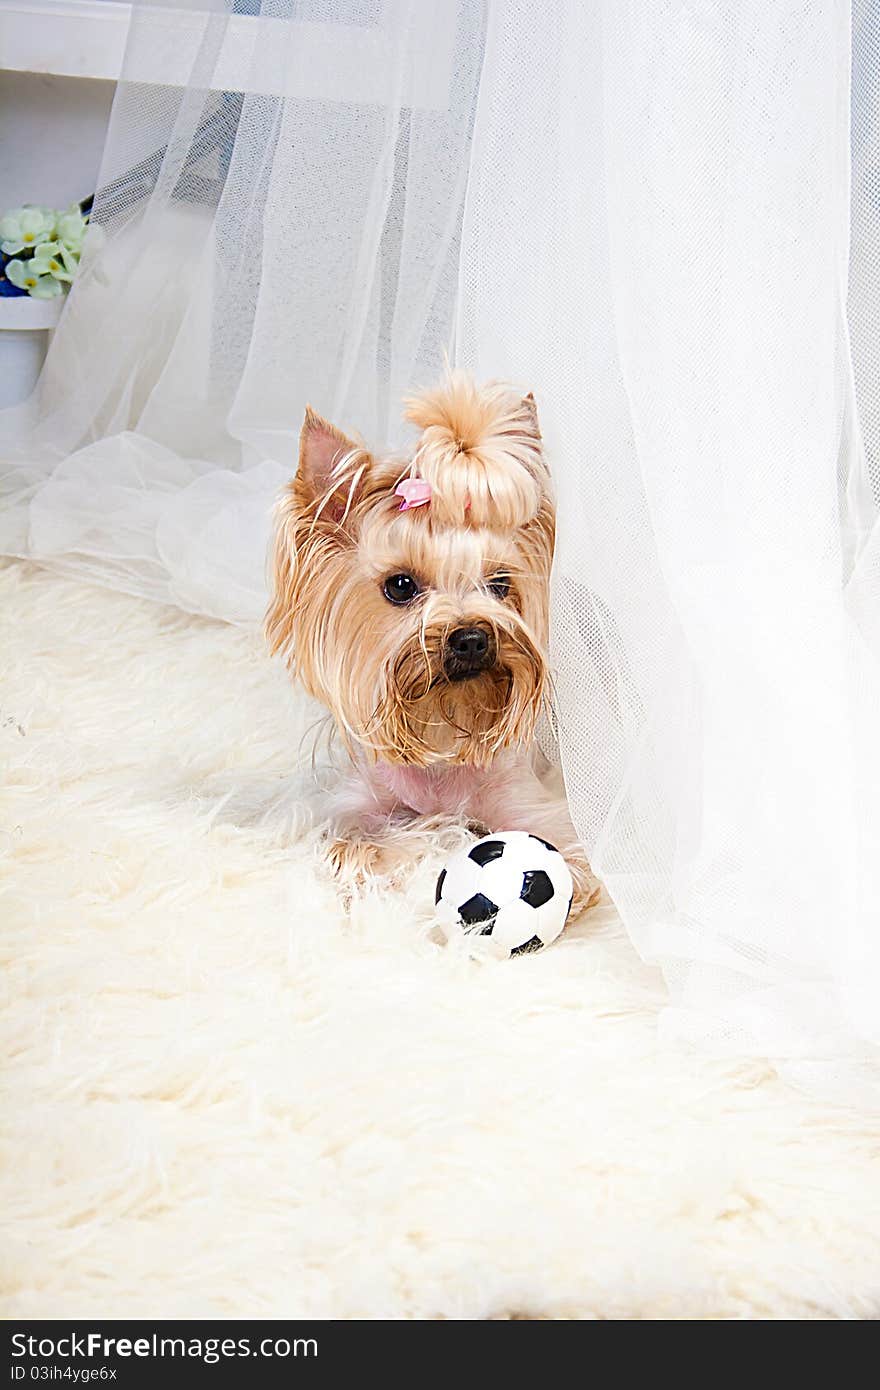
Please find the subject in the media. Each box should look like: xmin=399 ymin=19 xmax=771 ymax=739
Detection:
xmin=435 ymin=831 xmax=573 ymax=955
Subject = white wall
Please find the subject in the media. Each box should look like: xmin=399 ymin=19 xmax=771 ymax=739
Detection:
xmin=1 ymin=71 xmax=115 ymax=210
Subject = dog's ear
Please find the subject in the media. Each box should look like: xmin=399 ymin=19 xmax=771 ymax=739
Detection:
xmin=267 ymin=408 xmax=371 ymax=660
xmin=295 ymin=406 xmax=371 ymax=521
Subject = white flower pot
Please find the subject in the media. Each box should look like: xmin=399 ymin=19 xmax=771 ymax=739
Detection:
xmin=0 ymin=296 xmax=63 ymax=409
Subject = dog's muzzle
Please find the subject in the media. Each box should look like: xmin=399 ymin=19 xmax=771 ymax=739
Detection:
xmin=443 ymin=626 xmax=496 ymax=681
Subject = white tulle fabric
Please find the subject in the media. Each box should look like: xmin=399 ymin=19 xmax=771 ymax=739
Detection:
xmin=1 ymin=0 xmax=486 ymax=617
xmin=3 ymin=0 xmax=879 ymax=1098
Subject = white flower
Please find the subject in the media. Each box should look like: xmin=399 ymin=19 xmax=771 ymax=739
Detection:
xmin=4 ymin=258 xmax=63 ymax=299
xmin=56 ymin=206 xmax=88 ymax=253
xmin=32 ymin=240 xmax=76 ymax=283
xmin=0 ymin=206 xmax=56 ymax=257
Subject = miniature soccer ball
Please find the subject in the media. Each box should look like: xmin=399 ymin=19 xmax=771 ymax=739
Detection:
xmin=435 ymin=831 xmax=573 ymax=955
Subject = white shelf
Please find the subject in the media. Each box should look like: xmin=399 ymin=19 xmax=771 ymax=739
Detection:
xmin=0 ymin=1 xmax=131 ymax=82
xmin=0 ymin=0 xmax=456 ymax=108
xmin=0 ymin=294 xmax=64 ymax=330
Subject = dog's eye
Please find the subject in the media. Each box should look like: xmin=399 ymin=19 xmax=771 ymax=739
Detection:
xmin=383 ymin=573 xmax=420 ymax=606
xmin=487 ymin=573 xmax=510 ymax=600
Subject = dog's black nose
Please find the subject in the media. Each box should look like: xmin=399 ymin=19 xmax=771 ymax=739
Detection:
xmin=449 ymin=627 xmax=489 ymax=661
xmin=444 ymin=626 xmax=495 ymax=679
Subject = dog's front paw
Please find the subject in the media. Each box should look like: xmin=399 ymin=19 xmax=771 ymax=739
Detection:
xmin=567 ymin=853 xmax=602 ymax=917
xmin=326 ymin=834 xmax=401 ymax=887
xmin=465 ymin=818 xmax=490 ymax=838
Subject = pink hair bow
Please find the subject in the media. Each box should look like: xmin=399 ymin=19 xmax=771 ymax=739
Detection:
xmin=395 ymin=478 xmax=432 ymax=511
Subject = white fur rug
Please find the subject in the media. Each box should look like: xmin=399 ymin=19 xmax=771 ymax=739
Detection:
xmin=2 ymin=559 xmax=879 ymax=1320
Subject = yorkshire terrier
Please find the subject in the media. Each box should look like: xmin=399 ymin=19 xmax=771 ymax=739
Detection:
xmin=266 ymin=371 xmax=599 ymax=916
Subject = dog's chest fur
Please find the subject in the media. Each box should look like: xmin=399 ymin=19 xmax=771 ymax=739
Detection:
xmin=375 ymin=763 xmax=488 ymax=817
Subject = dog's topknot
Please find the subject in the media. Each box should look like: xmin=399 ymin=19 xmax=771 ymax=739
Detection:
xmin=404 ymin=370 xmax=547 ymax=529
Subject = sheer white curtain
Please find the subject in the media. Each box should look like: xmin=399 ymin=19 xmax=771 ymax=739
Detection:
xmin=3 ymin=0 xmax=879 ymax=1098
xmin=457 ymin=0 xmax=880 ymax=1099
xmin=1 ymin=0 xmax=486 ymax=617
